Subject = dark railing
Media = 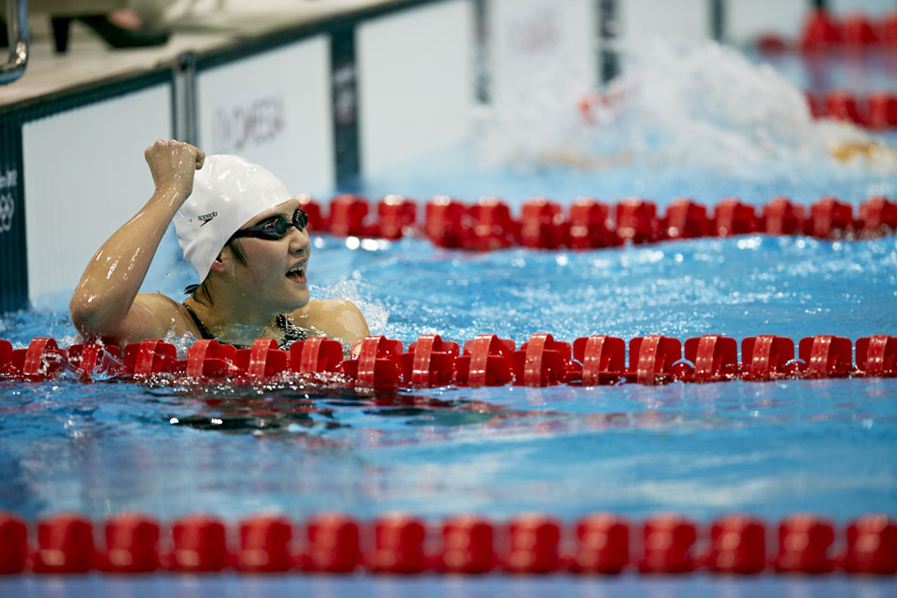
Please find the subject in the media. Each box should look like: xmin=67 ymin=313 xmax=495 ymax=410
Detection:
xmin=1 ymin=0 xmax=29 ymax=85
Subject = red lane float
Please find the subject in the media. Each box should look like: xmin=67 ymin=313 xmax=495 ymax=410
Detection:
xmin=568 ymin=198 xmax=615 ymax=249
xmin=467 ymin=198 xmax=519 ymax=251
xmin=67 ymin=342 xmax=123 ymax=380
xmin=102 ymin=514 xmax=162 ymax=573
xmin=572 ymin=335 xmax=626 ymax=385
xmin=856 ymin=335 xmax=896 ymax=377
xmin=628 ymin=336 xmax=681 ymax=385
xmin=170 ymin=515 xmax=230 ymax=573
xmin=521 ymin=198 xmax=567 ymax=249
xmin=454 ymin=334 xmax=516 ymax=387
xmin=794 ymin=9 xmax=896 ymax=52
xmin=763 ymin=198 xmax=805 ymax=235
xmin=124 ymin=339 xmax=178 ymax=377
xmin=295 ymin=195 xmax=896 ymax=251
xmin=0 ymin=513 xmax=28 ymax=574
xmin=505 ymin=514 xmax=562 ymax=574
xmin=800 ymin=9 xmax=841 ymax=50
xmin=741 ymin=335 xmax=797 ymax=381
xmin=1 ymin=337 xmax=66 ymax=381
xmin=185 ymin=339 xmax=237 ymax=378
xmin=329 ymin=194 xmax=370 ymax=237
xmin=377 ymin=195 xmax=417 ymax=240
xmin=616 ymin=199 xmax=659 ymax=244
xmin=0 ymin=511 xmax=893 ymax=577
xmin=571 ymin=514 xmax=629 ymax=574
xmin=1 ymin=334 xmax=895 ymax=387
xmin=439 ymin=515 xmax=496 ymax=574
xmin=291 ymin=337 xmax=345 ymax=375
xmin=32 ymin=514 xmax=96 ymax=574
xmin=798 ymin=335 xmax=853 ymax=378
xmin=774 ymin=515 xmax=836 ymax=574
xmin=865 ymin=92 xmax=898 ymax=129
xmin=369 ymin=514 xmax=428 ymax=574
xmin=512 ymin=333 xmax=574 ymax=386
xmin=663 ymin=198 xmax=709 ymax=240
xmin=638 ymin=515 xmax=698 ymax=574
xmin=806 ymin=90 xmax=897 ymax=128
xmin=424 ymin=196 xmax=468 ymax=248
xmin=705 ymin=515 xmax=767 ymax=574
xmin=303 ymin=512 xmax=362 ymax=573
xmin=342 ymin=336 xmax=404 ymax=388
xmin=236 ymin=515 xmax=294 ymax=573
xmin=714 ymin=198 xmax=757 ymax=237
xmin=859 ymin=197 xmax=897 ymax=236
xmin=683 ymin=335 xmax=739 ymax=383
xmin=401 ymin=335 xmax=460 ymax=387
xmin=841 ymin=515 xmax=897 ymax=575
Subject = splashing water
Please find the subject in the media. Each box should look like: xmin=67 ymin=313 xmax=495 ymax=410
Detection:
xmin=479 ymin=40 xmax=896 ymax=183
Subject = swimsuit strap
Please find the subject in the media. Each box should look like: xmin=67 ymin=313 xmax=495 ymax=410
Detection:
xmin=183 ymin=302 xmax=307 ymax=349
xmin=276 ymin=314 xmax=309 ymax=346
xmin=182 ymin=302 xmax=215 ymax=340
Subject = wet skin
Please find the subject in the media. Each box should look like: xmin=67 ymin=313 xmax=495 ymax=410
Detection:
xmin=70 ymin=140 xmax=368 ymax=348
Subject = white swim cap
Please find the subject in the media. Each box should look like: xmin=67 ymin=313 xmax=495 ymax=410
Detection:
xmin=175 ymin=155 xmax=292 ymax=281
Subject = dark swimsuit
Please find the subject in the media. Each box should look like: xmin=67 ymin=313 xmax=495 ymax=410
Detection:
xmin=182 ymin=303 xmax=308 ymax=350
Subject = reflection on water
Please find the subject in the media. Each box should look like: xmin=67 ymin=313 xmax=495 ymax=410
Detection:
xmin=0 ymin=35 xmax=893 ymax=537
xmin=148 ymin=380 xmax=760 ymax=442
xmin=0 ymin=368 xmax=894 ymax=521
xmin=0 ymin=574 xmax=895 ymax=598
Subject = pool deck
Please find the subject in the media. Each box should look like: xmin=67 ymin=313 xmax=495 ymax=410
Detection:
xmin=1 ymin=0 xmax=393 ymax=108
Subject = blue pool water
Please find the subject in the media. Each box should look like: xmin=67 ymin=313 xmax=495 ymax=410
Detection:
xmin=0 ymin=42 xmax=895 ymax=536
xmin=1 ymin=232 xmax=895 ymax=523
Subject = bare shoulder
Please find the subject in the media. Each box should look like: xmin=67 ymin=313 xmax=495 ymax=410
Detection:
xmin=290 ymin=299 xmax=370 ymax=345
xmin=115 ymin=293 xmax=194 ymax=343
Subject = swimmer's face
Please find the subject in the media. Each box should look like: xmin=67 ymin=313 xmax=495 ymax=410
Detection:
xmin=225 ymin=198 xmax=310 ymax=312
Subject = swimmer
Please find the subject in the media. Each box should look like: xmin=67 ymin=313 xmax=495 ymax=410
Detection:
xmin=574 ymin=89 xmax=896 ymax=171
xmin=70 ymin=139 xmax=369 ymax=349
xmin=507 ymin=41 xmax=897 ymax=177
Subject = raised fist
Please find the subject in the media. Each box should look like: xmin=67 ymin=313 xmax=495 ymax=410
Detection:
xmin=144 ymin=139 xmax=205 ymax=200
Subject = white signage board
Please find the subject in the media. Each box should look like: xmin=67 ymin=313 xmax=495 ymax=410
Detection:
xmin=196 ymin=36 xmax=333 ymax=197
xmin=357 ymin=0 xmax=475 ymax=174
xmin=727 ymin=0 xmax=807 ymax=43
xmin=620 ymin=0 xmax=710 ymax=43
xmin=22 ymin=84 xmax=172 ymax=306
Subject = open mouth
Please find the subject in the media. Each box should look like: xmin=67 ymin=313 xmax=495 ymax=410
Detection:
xmin=286 ymin=264 xmax=307 ymax=284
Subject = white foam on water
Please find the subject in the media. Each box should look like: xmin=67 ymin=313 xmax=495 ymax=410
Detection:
xmin=478 ymin=39 xmax=896 ymax=181
xmin=312 ymin=279 xmax=390 ymax=339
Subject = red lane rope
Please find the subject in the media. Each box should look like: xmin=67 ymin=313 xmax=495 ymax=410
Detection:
xmin=2 ymin=334 xmax=894 ymax=386
xmin=755 ymin=10 xmax=897 ymax=130
xmin=805 ymin=90 xmax=897 ymax=128
xmin=581 ymin=87 xmax=897 ymax=130
xmin=0 ymin=511 xmax=893 ymax=576
xmin=757 ymin=9 xmax=896 ymax=54
xmin=297 ymin=195 xmax=896 ymax=251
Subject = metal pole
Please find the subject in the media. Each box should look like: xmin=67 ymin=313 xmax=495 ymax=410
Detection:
xmin=331 ymin=24 xmax=360 ymax=191
xmin=473 ymin=0 xmax=489 ymax=104
xmin=710 ymin=0 xmax=725 ymax=42
xmin=1 ymin=0 xmax=30 ymax=85
xmin=598 ymin=0 xmax=618 ymax=85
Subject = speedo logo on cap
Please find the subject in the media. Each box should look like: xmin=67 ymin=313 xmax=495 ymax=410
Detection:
xmin=198 ymin=211 xmax=218 ymax=226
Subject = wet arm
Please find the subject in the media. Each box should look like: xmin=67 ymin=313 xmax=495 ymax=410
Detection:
xmin=70 ymin=141 xmax=203 ymax=340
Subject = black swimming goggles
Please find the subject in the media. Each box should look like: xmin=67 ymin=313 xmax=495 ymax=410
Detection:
xmin=230 ymin=208 xmax=308 ymax=241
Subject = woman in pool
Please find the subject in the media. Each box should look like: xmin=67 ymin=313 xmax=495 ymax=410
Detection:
xmin=70 ymin=139 xmax=369 ymax=348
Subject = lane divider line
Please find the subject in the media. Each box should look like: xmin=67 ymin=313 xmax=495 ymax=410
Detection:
xmin=0 ymin=511 xmax=893 ymax=576
xmin=296 ymin=195 xmax=896 ymax=251
xmin=2 ymin=334 xmax=894 ymax=386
